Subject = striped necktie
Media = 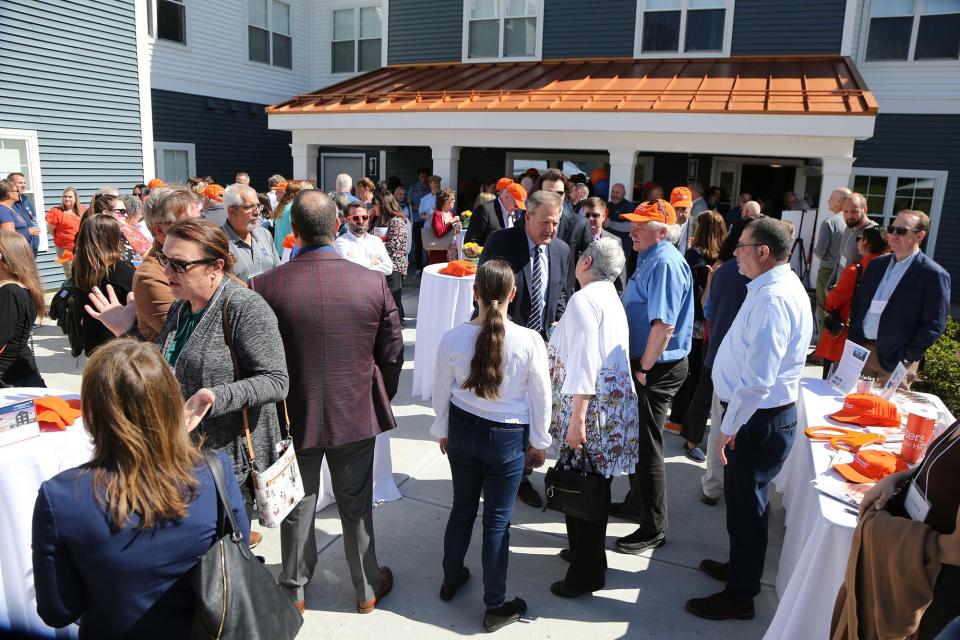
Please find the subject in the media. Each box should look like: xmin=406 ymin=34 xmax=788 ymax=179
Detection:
xmin=528 ymin=245 xmax=543 ymax=332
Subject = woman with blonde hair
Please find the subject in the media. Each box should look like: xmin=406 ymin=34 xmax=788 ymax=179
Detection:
xmin=272 ymin=180 xmax=314 ymax=256
xmin=32 ymin=338 xmax=249 ymax=637
xmin=0 ymin=230 xmax=45 ymax=387
xmin=45 ymin=187 xmax=85 ymax=276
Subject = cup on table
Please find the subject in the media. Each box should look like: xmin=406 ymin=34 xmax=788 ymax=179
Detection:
xmin=900 ymin=406 xmax=937 ymax=464
xmin=856 ymin=376 xmax=876 ymax=394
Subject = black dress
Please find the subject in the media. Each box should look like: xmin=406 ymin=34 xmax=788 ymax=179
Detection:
xmin=0 ymin=283 xmax=44 ymax=387
xmin=79 ymin=261 xmax=136 ymax=356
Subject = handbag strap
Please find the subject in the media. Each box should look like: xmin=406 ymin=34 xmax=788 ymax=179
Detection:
xmin=221 ymin=288 xmax=257 ymax=465
xmin=248 ymin=275 xmax=293 ymax=442
xmin=203 ymin=453 xmax=249 ymax=556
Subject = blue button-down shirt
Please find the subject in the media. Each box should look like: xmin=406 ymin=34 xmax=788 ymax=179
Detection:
xmin=12 ymin=194 xmax=38 ymax=253
xmin=621 ymin=240 xmax=693 ymax=361
xmin=862 ymin=250 xmax=920 ymax=340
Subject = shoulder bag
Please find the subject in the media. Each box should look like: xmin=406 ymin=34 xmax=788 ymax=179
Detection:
xmin=221 ymin=289 xmax=305 ymax=528
xmin=543 ymin=451 xmax=610 ymax=522
xmin=824 ymin=262 xmax=864 ymax=336
xmin=192 ymin=453 xmax=303 ymax=639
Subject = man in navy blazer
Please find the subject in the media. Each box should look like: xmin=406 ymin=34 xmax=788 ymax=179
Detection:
xmin=463 ymin=178 xmax=523 ymax=246
xmin=849 ymin=210 xmax=950 ymax=385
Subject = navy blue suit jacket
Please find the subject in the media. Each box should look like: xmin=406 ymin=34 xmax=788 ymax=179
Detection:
xmin=849 ymin=251 xmax=950 ymax=372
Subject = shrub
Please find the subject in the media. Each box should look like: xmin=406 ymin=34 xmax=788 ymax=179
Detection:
xmin=915 ymin=317 xmax=960 ymax=415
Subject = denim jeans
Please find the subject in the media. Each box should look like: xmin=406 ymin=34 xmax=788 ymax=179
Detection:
xmin=442 ymin=403 xmax=527 ymax=608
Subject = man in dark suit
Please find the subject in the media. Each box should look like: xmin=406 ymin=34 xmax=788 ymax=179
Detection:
xmin=480 ymin=190 xmax=571 ymax=507
xmin=463 ymin=178 xmax=523 ymax=246
xmin=535 ymin=169 xmax=592 ymax=290
xmin=849 ymin=209 xmax=950 ymax=387
xmin=251 ymin=190 xmax=404 ymax=615
xmin=582 ymin=196 xmax=627 ymax=292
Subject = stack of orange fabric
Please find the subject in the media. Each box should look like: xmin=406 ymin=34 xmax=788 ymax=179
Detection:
xmin=34 ymin=396 xmax=82 ymax=431
xmin=439 ymin=260 xmax=477 ymax=277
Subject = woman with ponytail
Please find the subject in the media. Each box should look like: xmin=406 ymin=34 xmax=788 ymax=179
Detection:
xmin=431 ymin=259 xmax=551 ymax=632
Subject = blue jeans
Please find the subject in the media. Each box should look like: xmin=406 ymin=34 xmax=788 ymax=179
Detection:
xmin=442 ymin=403 xmax=527 ymax=608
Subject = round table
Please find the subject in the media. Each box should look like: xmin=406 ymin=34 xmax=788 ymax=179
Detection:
xmin=411 ymin=262 xmax=477 ymax=401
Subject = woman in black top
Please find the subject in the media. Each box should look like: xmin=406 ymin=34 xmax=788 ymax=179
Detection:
xmin=0 ymin=230 xmax=45 ymax=387
xmin=72 ymin=215 xmax=135 ymax=356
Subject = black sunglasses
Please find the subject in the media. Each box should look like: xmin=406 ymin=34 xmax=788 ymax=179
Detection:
xmin=156 ymin=250 xmax=217 ymax=273
xmin=584 ymin=212 xmax=602 ymax=219
xmin=887 ymin=224 xmax=920 ymax=236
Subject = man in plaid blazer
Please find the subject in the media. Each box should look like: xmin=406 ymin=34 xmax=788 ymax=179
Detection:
xmin=252 ymin=190 xmax=404 ymax=615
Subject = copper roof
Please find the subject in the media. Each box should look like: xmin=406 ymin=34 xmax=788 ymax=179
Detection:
xmin=268 ymin=56 xmax=877 ymax=116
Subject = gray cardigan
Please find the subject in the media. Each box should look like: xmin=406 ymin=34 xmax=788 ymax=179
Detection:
xmin=157 ymin=277 xmax=289 ymax=484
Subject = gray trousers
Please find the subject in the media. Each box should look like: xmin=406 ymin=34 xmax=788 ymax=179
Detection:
xmin=701 ymin=392 xmax=725 ymax=500
xmin=279 ymin=437 xmax=382 ymax=603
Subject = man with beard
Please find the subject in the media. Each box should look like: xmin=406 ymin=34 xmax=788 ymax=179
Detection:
xmin=222 ymin=183 xmax=280 ymax=282
xmin=829 ymin=193 xmax=876 ymax=288
xmin=335 ymin=201 xmax=393 ymax=275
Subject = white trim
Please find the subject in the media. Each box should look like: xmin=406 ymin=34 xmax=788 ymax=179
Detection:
xmin=320 ymin=152 xmax=365 ymax=192
xmin=154 ymin=142 xmax=196 ymax=184
xmin=461 ymin=0 xmax=544 ymax=63
xmin=859 ymin=0 xmax=960 ymax=63
xmin=633 ymin=0 xmax=734 ymax=59
xmin=245 ymin=0 xmax=295 ymax=70
xmin=154 ymin=0 xmax=188 ymax=46
xmin=331 ymin=4 xmax=385 ymax=74
xmin=0 ymin=128 xmax=48 ymax=252
xmin=135 ymin=0 xmax=156 ymax=181
xmin=841 ymin=0 xmax=859 ymax=56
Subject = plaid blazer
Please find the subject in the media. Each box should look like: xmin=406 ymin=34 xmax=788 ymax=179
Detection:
xmin=251 ymin=248 xmax=404 ymax=449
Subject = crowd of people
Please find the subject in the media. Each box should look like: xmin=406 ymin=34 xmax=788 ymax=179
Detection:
xmin=0 ymin=164 xmax=954 ymax=638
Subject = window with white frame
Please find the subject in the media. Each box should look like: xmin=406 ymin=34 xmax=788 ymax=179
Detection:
xmin=851 ymin=168 xmax=947 ymax=255
xmin=864 ymin=0 xmax=960 ymax=61
xmin=332 ymin=7 xmax=383 ymax=74
xmin=0 ymin=128 xmax=47 ymax=251
xmin=465 ymin=0 xmax=541 ymax=60
xmin=249 ymin=0 xmax=292 ymax=69
xmin=635 ymin=0 xmax=731 ymax=55
xmin=155 ymin=142 xmax=196 ymax=186
xmin=152 ymin=0 xmax=186 ymax=44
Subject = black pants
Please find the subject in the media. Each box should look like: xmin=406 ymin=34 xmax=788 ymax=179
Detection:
xmin=411 ymin=222 xmax=426 ymax=270
xmin=564 ymin=477 xmax=612 ymax=590
xmin=386 ymin=272 xmax=405 ymax=319
xmin=669 ymin=337 xmax=702 ymax=424
xmin=724 ymin=403 xmax=797 ymax=598
xmin=679 ymin=364 xmax=713 ymax=445
xmin=918 ymin=565 xmax=960 ymax=639
xmin=238 ymin=474 xmax=258 ymax=522
xmin=622 ymin=357 xmax=688 ymax=535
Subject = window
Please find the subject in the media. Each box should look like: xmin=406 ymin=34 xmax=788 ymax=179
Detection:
xmin=0 ymin=129 xmax=47 ymax=251
xmin=332 ymin=7 xmax=382 ymax=74
xmin=249 ymin=0 xmax=292 ymax=68
xmin=464 ymin=0 xmax=542 ymax=61
xmin=851 ymin=168 xmax=947 ymax=256
xmin=864 ymin=0 xmax=960 ymax=61
xmin=156 ymin=0 xmax=186 ymax=44
xmin=154 ymin=142 xmax=196 ymax=185
xmin=635 ymin=0 xmax=731 ymax=56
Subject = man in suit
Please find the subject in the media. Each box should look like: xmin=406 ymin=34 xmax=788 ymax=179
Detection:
xmin=535 ymin=169 xmax=592 ymax=290
xmin=480 ymin=189 xmax=571 ymax=507
xmin=251 ymin=190 xmax=404 ymax=615
xmin=582 ymin=196 xmax=626 ymax=292
xmin=464 ymin=178 xmax=523 ymax=246
xmin=849 ymin=209 xmax=950 ymax=387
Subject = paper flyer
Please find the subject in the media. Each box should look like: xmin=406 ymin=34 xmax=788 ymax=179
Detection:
xmin=829 ymin=340 xmax=870 ymax=395
xmin=881 ymin=362 xmax=909 ymax=400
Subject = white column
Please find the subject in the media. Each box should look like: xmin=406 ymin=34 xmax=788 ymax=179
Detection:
xmin=292 ymin=143 xmax=319 ymax=183
xmin=818 ymin=155 xmax=855 ymax=216
xmin=430 ymin=144 xmax=461 ymax=193
xmin=608 ymin=147 xmax=637 ymax=200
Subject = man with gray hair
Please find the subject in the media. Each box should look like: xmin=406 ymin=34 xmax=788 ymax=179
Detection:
xmin=222 ymin=183 xmax=280 ymax=281
xmin=687 ymin=217 xmax=812 ymax=621
xmin=812 ymin=187 xmax=852 ymax=339
xmin=741 ymin=200 xmax=762 ymax=218
xmin=335 ymin=173 xmax=360 ymax=204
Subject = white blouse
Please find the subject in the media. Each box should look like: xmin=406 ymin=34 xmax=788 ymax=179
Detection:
xmin=430 ymin=320 xmax=552 ymax=449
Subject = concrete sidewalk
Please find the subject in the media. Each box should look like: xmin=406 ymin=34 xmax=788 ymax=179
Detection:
xmin=32 ymin=283 xmax=794 ymax=640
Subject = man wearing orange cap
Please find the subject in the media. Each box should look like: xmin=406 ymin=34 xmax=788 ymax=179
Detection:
xmin=201 ymin=184 xmax=227 ymax=227
xmin=671 ymin=186 xmax=694 ymax=251
xmin=464 ymin=177 xmax=523 ymax=246
xmin=613 ymin=199 xmax=693 ymax=554
xmin=147 ymin=178 xmax=168 ymax=190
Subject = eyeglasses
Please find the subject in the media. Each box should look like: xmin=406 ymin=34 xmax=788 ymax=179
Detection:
xmin=348 ymin=214 xmax=370 ymax=223
xmin=735 ymin=242 xmax=763 ymax=250
xmin=233 ymin=203 xmax=264 ymax=213
xmin=111 ymin=208 xmax=128 ymax=216
xmin=156 ymin=250 xmax=216 ymax=274
xmin=584 ymin=212 xmax=602 ymax=219
xmin=887 ymin=224 xmax=920 ymax=236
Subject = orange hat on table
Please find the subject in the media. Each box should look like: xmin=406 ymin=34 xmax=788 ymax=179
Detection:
xmin=830 ymin=393 xmax=901 ymax=427
xmin=147 ymin=178 xmax=167 ymax=189
xmin=623 ymin=199 xmax=677 ymax=225
xmin=833 ymin=449 xmax=909 ymax=484
xmin=203 ymin=184 xmax=225 ymax=201
xmin=496 ymin=177 xmax=515 ymax=191
xmin=670 ymin=186 xmax=693 ymax=209
xmin=506 ymin=182 xmax=527 ymax=208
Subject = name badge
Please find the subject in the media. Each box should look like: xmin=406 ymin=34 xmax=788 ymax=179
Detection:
xmin=839 ymin=256 xmax=848 ymax=268
xmin=904 ymin=480 xmax=931 ymax=522
xmin=868 ymin=300 xmax=887 ymax=315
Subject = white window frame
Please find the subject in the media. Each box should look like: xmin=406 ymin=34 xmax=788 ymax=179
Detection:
xmin=330 ymin=4 xmax=387 ymax=76
xmin=859 ymin=0 xmax=960 ymax=63
xmin=154 ymin=142 xmax=196 ymax=185
xmin=633 ymin=0 xmax=735 ymax=59
xmin=849 ymin=167 xmax=948 ymax=257
xmin=0 ymin=128 xmax=48 ymax=252
xmin=147 ymin=0 xmax=188 ymax=46
xmin=246 ymin=0 xmax=294 ymax=70
xmin=461 ymin=0 xmax=544 ymax=63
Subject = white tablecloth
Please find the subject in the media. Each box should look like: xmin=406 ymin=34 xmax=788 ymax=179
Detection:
xmin=411 ymin=262 xmax=477 ymax=401
xmin=0 ymin=388 xmax=90 ymax=639
xmin=314 ymin=432 xmax=401 ymax=512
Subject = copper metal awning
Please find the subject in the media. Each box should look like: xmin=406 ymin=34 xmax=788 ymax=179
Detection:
xmin=268 ymin=56 xmax=877 ymax=116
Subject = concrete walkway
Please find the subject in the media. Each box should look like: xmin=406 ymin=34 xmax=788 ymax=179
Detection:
xmin=31 ymin=283 xmax=796 ymax=640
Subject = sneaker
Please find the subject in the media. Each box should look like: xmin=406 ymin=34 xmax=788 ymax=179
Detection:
xmin=483 ymin=597 xmax=527 ymax=632
xmin=615 ymin=529 xmax=665 ymax=555
xmin=683 ymin=443 xmax=706 ymax=463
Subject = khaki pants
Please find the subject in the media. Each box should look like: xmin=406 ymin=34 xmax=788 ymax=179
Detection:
xmin=860 ymin=343 xmax=919 ymax=389
xmin=56 ymin=246 xmax=72 ymax=278
xmin=815 ymin=265 xmax=834 ymax=335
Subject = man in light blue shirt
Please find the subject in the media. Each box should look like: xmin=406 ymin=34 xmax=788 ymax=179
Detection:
xmin=688 ymin=217 xmax=812 ymax=622
xmin=417 ymin=175 xmax=442 ymax=225
xmin=612 ymin=200 xmax=693 ymax=555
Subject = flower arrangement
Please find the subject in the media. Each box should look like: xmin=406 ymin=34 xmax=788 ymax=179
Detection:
xmin=460 ymin=209 xmax=472 ymax=229
xmin=462 ymin=242 xmax=483 ymax=259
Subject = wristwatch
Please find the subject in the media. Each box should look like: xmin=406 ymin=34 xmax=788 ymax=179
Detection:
xmin=638 ymin=364 xmax=653 ymax=375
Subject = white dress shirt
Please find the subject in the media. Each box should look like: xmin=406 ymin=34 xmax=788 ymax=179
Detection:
xmin=431 ymin=321 xmax=552 ymax=449
xmin=862 ymin=249 xmax=920 ymax=340
xmin=712 ymin=264 xmax=813 ymax=436
xmin=334 ymin=231 xmax=393 ymax=275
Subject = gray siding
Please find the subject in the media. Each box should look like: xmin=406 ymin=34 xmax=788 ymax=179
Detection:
xmin=854 ymin=114 xmax=960 ymax=298
xmin=152 ymin=90 xmax=291 ymax=192
xmin=543 ymin=0 xmax=636 ymax=59
xmin=388 ymin=0 xmax=462 ymax=64
xmin=732 ymin=0 xmax=845 ymax=54
xmin=0 ymin=0 xmax=145 ymax=289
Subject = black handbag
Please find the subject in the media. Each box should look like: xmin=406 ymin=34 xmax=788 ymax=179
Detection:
xmin=824 ymin=263 xmax=863 ymax=336
xmin=192 ymin=454 xmax=303 ymax=640
xmin=543 ymin=452 xmax=610 ymax=522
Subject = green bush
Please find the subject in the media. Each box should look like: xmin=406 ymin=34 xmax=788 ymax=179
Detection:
xmin=915 ymin=317 xmax=960 ymax=415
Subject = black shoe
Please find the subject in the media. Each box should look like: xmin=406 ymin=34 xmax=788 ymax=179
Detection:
xmin=608 ymin=501 xmax=643 ymax=524
xmin=517 ymin=478 xmax=543 ymax=508
xmin=615 ymin=529 xmax=665 ymax=555
xmin=701 ymin=487 xmax=720 ymax=506
xmin=686 ymin=591 xmax=755 ymax=620
xmin=699 ymin=559 xmax=728 ymax=582
xmin=559 ymin=548 xmax=571 ymax=562
xmin=439 ymin=567 xmax=470 ymax=602
xmin=483 ymin=597 xmax=527 ymax=632
xmin=550 ymin=579 xmax=601 ymax=598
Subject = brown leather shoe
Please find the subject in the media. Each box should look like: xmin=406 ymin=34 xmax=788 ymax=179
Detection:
xmin=357 ymin=567 xmax=393 ymax=614
xmin=248 ymin=531 xmax=262 ymax=548
xmin=293 ymin=600 xmax=305 ymax=614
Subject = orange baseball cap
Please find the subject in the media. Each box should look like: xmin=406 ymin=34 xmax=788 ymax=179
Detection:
xmin=496 ymin=177 xmax=515 ymax=191
xmin=147 ymin=178 xmax=167 ymax=189
xmin=833 ymin=449 xmax=909 ymax=484
xmin=203 ymin=184 xmax=225 ymax=201
xmin=830 ymin=393 xmax=901 ymax=427
xmin=271 ymin=181 xmax=288 ymax=191
xmin=506 ymin=182 xmax=527 ymax=207
xmin=623 ymin=199 xmax=677 ymax=225
xmin=670 ymin=186 xmax=693 ymax=209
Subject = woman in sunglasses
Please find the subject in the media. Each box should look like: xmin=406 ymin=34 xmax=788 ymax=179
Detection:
xmin=91 ymin=193 xmax=150 ymax=263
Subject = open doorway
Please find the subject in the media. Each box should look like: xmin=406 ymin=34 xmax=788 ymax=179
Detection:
xmin=739 ymin=164 xmax=797 ymax=218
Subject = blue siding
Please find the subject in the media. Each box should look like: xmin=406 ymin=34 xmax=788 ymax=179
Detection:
xmin=385 ymin=147 xmax=433 ymax=187
xmin=543 ymin=0 xmax=636 ymax=59
xmin=0 ymin=0 xmax=145 ymax=289
xmin=732 ymin=0 xmax=845 ymax=54
xmin=854 ymin=114 xmax=960 ymax=298
xmin=152 ymin=90 xmax=292 ymax=192
xmin=388 ymin=0 xmax=462 ymax=64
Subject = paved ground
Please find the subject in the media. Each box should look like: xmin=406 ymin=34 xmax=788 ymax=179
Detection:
xmin=32 ymin=284 xmax=803 ymax=640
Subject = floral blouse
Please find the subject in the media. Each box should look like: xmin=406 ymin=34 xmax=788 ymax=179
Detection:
xmin=381 ymin=215 xmax=409 ymax=275
xmin=548 ymin=280 xmax=639 ymax=477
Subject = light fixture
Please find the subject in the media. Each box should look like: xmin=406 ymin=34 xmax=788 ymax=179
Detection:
xmin=770 ymin=163 xmax=783 ymax=169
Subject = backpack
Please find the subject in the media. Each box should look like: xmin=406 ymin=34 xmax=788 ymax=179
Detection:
xmin=49 ymin=278 xmax=85 ymax=358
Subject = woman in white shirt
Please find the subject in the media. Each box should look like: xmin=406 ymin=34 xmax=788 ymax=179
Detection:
xmin=431 ymin=259 xmax=551 ymax=633
xmin=547 ymin=237 xmax=639 ymax=597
